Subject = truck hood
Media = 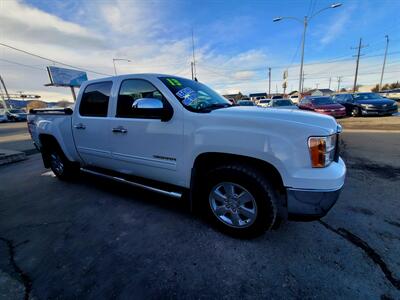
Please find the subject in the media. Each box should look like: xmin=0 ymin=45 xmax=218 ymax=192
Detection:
xmin=211 ymin=106 xmax=338 ymax=134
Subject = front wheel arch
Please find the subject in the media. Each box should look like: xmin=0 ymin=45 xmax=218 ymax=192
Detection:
xmin=190 ymin=153 xmax=286 ymax=218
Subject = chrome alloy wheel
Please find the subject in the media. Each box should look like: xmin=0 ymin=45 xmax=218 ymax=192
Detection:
xmin=50 ymin=152 xmax=64 ymax=175
xmin=209 ymin=182 xmax=258 ymax=228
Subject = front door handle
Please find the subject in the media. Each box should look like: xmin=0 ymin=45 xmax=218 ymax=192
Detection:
xmin=74 ymin=123 xmax=86 ymax=129
xmin=112 ymin=126 xmax=128 ymax=134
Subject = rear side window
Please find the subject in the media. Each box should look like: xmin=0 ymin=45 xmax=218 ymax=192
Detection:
xmin=116 ymin=79 xmax=166 ymax=118
xmin=79 ymin=81 xmax=112 ymax=117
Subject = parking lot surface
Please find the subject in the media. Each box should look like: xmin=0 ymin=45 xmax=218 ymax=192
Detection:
xmin=0 ymin=122 xmax=33 ymax=154
xmin=0 ymin=128 xmax=399 ymax=299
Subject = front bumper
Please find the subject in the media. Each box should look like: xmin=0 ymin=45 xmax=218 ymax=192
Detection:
xmin=361 ymin=106 xmax=398 ymax=116
xmin=286 ymin=187 xmax=343 ymax=221
xmin=317 ymin=110 xmax=347 ymax=118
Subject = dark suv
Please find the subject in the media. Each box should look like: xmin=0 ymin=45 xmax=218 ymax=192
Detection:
xmin=332 ymin=92 xmax=398 ymax=117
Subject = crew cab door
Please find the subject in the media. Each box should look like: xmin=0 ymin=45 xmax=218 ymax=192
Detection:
xmin=72 ymin=81 xmax=115 ymax=169
xmin=108 ymin=78 xmax=184 ymax=186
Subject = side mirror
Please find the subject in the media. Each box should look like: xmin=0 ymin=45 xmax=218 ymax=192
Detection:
xmin=131 ymin=98 xmax=173 ymax=122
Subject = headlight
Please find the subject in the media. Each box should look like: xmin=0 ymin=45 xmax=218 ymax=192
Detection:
xmin=361 ymin=104 xmax=372 ymax=108
xmin=308 ymin=135 xmax=337 ymax=168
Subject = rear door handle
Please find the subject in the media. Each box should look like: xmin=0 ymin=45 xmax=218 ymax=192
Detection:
xmin=112 ymin=126 xmax=128 ymax=134
xmin=74 ymin=123 xmax=86 ymax=129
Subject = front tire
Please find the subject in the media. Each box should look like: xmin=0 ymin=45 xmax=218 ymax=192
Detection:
xmin=351 ymin=107 xmax=361 ymax=117
xmin=203 ymin=164 xmax=278 ymax=238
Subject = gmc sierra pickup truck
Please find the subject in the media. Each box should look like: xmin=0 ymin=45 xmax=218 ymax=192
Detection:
xmin=28 ymin=74 xmax=346 ymax=237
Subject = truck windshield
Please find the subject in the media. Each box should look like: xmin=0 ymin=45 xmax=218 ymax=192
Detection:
xmin=159 ymin=77 xmax=232 ymax=112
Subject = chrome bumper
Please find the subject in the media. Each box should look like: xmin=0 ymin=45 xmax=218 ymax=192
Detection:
xmin=286 ymin=187 xmax=343 ymax=221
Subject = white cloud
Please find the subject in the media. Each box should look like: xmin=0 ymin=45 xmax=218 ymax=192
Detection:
xmin=0 ymin=0 xmax=105 ymax=48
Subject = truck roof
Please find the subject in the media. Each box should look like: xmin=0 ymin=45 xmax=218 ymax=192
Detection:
xmin=83 ymin=73 xmax=188 ymax=85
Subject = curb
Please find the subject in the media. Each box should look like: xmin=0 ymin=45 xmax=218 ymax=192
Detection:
xmin=0 ymin=149 xmax=27 ymax=166
xmin=342 ymin=129 xmax=400 ymax=133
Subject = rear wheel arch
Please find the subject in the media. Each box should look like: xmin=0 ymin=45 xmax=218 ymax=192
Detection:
xmin=39 ymin=134 xmax=63 ymax=168
xmin=39 ymin=134 xmax=79 ymax=179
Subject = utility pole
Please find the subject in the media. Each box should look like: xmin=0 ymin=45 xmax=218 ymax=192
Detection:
xmin=0 ymin=75 xmax=10 ymax=110
xmin=337 ymin=76 xmax=342 ymax=92
xmin=379 ymin=35 xmax=389 ymax=91
xmin=352 ymin=38 xmax=368 ymax=92
xmin=0 ymin=75 xmax=10 ymax=101
xmin=275 ymin=84 xmax=278 ymax=94
xmin=301 ymin=70 xmax=305 ymax=93
xmin=268 ymin=67 xmax=271 ymax=97
xmin=191 ymin=62 xmax=194 ymax=80
xmin=316 ymin=83 xmax=319 ymax=89
xmin=328 ymin=77 xmax=331 ymax=89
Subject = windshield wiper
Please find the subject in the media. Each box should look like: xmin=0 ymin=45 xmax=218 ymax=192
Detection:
xmin=198 ymin=103 xmax=233 ymax=112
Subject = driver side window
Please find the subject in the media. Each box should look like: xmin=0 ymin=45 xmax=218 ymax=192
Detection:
xmin=116 ymin=79 xmax=168 ymax=118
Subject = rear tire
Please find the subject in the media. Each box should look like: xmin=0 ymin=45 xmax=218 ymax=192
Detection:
xmin=48 ymin=147 xmax=79 ymax=180
xmin=202 ymin=163 xmax=278 ymax=238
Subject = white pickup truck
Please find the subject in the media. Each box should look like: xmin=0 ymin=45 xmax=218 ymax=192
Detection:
xmin=28 ymin=74 xmax=346 ymax=237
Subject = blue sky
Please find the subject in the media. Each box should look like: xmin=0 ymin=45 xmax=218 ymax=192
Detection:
xmin=1 ymin=0 xmax=399 ymax=100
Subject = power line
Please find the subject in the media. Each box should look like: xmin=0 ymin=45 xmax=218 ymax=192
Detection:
xmin=0 ymin=42 xmax=111 ymax=76
xmin=0 ymin=58 xmax=45 ymax=71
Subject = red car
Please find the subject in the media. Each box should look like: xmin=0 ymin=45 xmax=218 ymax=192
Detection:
xmin=299 ymin=96 xmax=346 ymax=118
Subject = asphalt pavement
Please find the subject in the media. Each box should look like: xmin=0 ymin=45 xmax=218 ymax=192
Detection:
xmin=0 ymin=122 xmax=34 ymax=154
xmin=0 ymin=130 xmax=399 ymax=299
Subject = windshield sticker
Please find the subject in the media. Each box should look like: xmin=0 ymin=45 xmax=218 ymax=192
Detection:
xmin=166 ymin=78 xmax=182 ymax=86
xmin=176 ymin=87 xmax=197 ymax=106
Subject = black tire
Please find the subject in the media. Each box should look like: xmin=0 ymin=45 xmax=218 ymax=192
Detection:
xmin=47 ymin=146 xmax=79 ymax=181
xmin=351 ymin=106 xmax=361 ymax=117
xmin=202 ymin=164 xmax=278 ymax=238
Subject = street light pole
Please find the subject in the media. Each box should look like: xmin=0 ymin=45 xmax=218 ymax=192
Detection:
xmin=112 ymin=58 xmax=131 ymax=75
xmin=273 ymin=3 xmax=342 ymax=98
xmin=299 ymin=16 xmax=307 ymax=98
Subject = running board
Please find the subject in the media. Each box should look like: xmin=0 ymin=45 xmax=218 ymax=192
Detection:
xmin=80 ymin=168 xmax=183 ymax=199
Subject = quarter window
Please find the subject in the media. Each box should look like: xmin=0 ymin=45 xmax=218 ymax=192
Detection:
xmin=79 ymin=81 xmax=112 ymax=117
xmin=116 ymin=79 xmax=167 ymax=118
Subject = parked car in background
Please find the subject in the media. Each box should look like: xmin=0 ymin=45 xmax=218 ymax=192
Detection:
xmin=237 ymin=100 xmax=255 ymax=106
xmin=257 ymin=99 xmax=271 ymax=107
xmin=268 ymin=99 xmax=299 ymax=109
xmin=271 ymin=95 xmax=283 ymax=100
xmin=332 ymin=92 xmax=398 ymax=117
xmin=289 ymin=95 xmax=299 ymax=104
xmin=299 ymin=96 xmax=346 ymax=118
xmin=6 ymin=109 xmax=28 ymax=121
xmin=0 ymin=110 xmax=7 ymax=122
